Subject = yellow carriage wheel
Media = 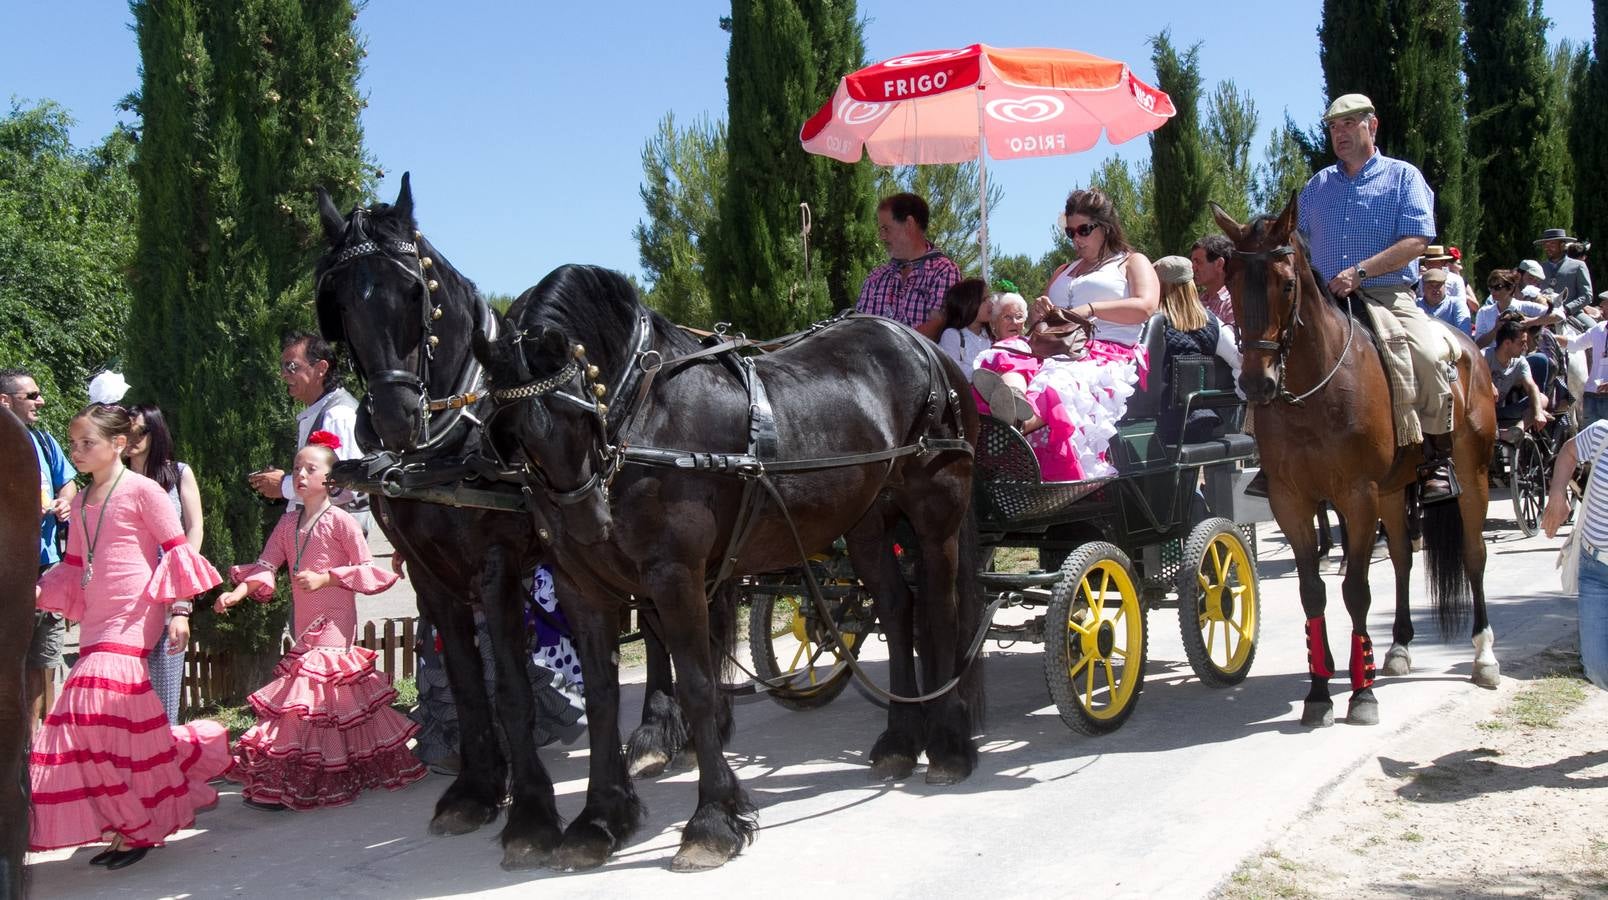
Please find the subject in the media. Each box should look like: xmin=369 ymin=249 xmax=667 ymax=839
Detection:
xmin=1177 ymin=518 xmax=1260 ymax=687
xmin=1043 ymin=542 xmax=1147 ymax=735
xmin=744 ymin=576 xmax=870 ymax=711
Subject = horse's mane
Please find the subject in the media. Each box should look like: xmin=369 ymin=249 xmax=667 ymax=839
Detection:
xmin=516 ymin=264 xmax=700 ymax=373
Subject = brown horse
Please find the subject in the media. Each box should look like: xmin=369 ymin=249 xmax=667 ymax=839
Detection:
xmin=1215 ymin=198 xmax=1500 ymax=728
xmin=0 ymin=408 xmax=38 ymax=898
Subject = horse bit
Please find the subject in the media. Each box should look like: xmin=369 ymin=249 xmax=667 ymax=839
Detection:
xmin=1233 ymin=242 xmax=1353 ymax=407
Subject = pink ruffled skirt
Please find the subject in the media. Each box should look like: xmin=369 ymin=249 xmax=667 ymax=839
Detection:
xmin=29 ymin=643 xmax=231 ymax=850
xmin=229 ymin=616 xmax=425 ymax=810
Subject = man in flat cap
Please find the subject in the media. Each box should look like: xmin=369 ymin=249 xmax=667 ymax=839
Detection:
xmin=1283 ymin=92 xmax=1461 ymax=502
xmin=1418 ymin=268 xmax=1471 ymax=335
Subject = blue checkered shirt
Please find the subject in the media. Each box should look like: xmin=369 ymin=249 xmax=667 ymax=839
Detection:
xmin=855 ymin=246 xmax=960 ymax=328
xmin=1298 ymin=152 xmax=1436 ymax=288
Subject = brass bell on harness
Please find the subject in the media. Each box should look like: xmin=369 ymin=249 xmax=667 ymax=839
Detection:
xmin=420 ymin=256 xmax=433 ymax=269
xmin=572 ymin=344 xmax=586 ymax=359
xmin=428 ymin=335 xmax=440 ymax=348
xmin=431 ymin=306 xmax=443 ymax=321
xmin=595 ymin=401 xmax=608 ymax=415
xmin=591 ymin=383 xmax=607 ymax=398
xmin=427 ymin=279 xmax=439 ymax=292
xmin=586 ymin=364 xmax=600 ymax=380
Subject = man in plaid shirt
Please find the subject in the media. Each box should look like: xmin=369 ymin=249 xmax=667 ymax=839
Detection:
xmin=856 ymin=193 xmax=960 ymax=340
xmin=1295 ymin=93 xmax=1459 ymax=503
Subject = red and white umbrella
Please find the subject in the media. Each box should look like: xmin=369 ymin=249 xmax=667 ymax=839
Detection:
xmin=801 ymin=44 xmax=1175 ymax=276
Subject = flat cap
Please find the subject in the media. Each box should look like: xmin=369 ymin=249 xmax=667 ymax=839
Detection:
xmin=1154 ymin=255 xmax=1194 ymax=285
xmin=1323 ymin=93 xmax=1375 ymax=122
xmin=1420 ymin=268 xmax=1448 ymax=284
xmin=1518 ymin=259 xmax=1545 ymax=280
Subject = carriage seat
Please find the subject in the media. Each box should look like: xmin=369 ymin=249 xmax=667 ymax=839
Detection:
xmin=1109 ymin=315 xmax=1254 ymax=471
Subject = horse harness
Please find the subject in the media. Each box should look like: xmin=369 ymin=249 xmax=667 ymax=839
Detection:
xmin=315 ymin=210 xmax=495 ymax=453
xmin=1233 ymin=242 xmax=1354 ymax=407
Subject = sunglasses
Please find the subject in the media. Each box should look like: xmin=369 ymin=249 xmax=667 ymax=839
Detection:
xmin=280 ymin=361 xmax=305 ymax=375
xmin=1067 ymin=222 xmax=1102 ymax=238
xmin=11 ymin=390 xmax=41 ymax=401
xmin=1489 ymin=282 xmax=1512 ymax=291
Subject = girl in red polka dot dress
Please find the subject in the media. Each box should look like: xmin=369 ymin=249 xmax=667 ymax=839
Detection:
xmin=215 ymin=432 xmax=424 ymax=810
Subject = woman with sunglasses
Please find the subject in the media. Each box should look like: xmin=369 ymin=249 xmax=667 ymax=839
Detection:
xmin=124 ymin=403 xmax=204 ymax=725
xmin=1473 ymin=269 xmax=1555 ymax=349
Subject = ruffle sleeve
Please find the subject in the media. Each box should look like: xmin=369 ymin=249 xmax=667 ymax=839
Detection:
xmin=36 ymin=556 xmax=85 ymax=621
xmin=327 ymin=508 xmax=397 ymax=595
xmin=229 ymin=512 xmax=295 ymax=601
xmin=140 ymin=537 xmax=222 ymax=605
xmin=229 ymin=562 xmax=280 ymax=601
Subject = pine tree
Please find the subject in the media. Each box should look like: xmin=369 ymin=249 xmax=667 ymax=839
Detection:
xmin=1202 ymin=80 xmax=1259 ymax=223
xmin=1252 ymin=115 xmax=1317 ymax=217
xmin=708 ymin=1 xmax=877 ymax=335
xmin=1148 ymin=32 xmax=1213 ymax=257
xmin=1571 ymin=3 xmax=1608 ymax=290
xmin=635 ymin=113 xmax=726 ymax=328
xmin=1319 ymin=0 xmax=1474 ymax=257
xmin=127 ymin=1 xmax=372 ymax=660
xmin=1466 ymin=0 xmax=1566 ymax=281
xmin=1087 ymin=156 xmax=1157 ymax=257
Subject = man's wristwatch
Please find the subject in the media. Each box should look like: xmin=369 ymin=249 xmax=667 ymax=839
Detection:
xmin=1355 ymin=265 xmax=1368 ymax=281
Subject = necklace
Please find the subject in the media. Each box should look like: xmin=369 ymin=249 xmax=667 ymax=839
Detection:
xmin=80 ymin=467 xmax=127 ymax=587
xmin=294 ymin=502 xmax=331 ymax=571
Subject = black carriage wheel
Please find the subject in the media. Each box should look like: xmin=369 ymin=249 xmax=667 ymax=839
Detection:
xmin=744 ymin=578 xmax=871 ymax=711
xmin=1512 ymin=434 xmax=1546 ymax=538
xmin=1176 ymin=518 xmax=1260 ymax=687
xmin=1043 ymin=542 xmax=1147 ymax=735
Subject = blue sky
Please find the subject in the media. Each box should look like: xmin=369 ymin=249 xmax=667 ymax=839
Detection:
xmin=2 ymin=1 xmax=1595 ymax=298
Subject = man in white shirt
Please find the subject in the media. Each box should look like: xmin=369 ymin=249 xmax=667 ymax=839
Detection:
xmin=248 ymin=331 xmax=371 ymax=532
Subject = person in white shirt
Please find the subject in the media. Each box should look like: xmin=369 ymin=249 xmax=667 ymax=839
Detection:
xmin=936 ymin=278 xmax=995 ymax=378
xmin=1473 ymin=269 xmax=1557 ymax=347
xmin=1417 ymin=244 xmax=1466 ymax=309
xmin=1565 ymin=291 xmax=1608 ymax=427
xmin=247 ymin=331 xmax=371 ymax=532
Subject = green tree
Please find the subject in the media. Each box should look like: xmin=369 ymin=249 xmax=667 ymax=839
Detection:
xmin=1319 ymin=0 xmax=1475 ymax=255
xmin=1202 ymin=80 xmax=1259 ymax=222
xmin=1465 ymin=0 xmax=1565 ymax=280
xmin=634 ymin=113 xmax=727 ymax=328
xmin=0 ymin=101 xmax=137 ymax=439
xmin=873 ymin=161 xmax=1003 ymax=277
xmin=708 ymin=1 xmax=877 ymax=334
xmin=127 ymin=0 xmax=373 ymax=660
xmin=1252 ymin=114 xmax=1316 ymax=217
xmin=1087 ymin=155 xmax=1157 ymax=257
xmin=1148 ymin=32 xmax=1213 ymax=257
xmin=1571 ymin=1 xmax=1608 ymax=289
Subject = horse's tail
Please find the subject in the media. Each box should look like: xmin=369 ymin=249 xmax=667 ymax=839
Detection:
xmin=1422 ymin=496 xmax=1471 ymax=639
xmin=709 ymin=581 xmax=740 ymax=746
xmin=956 ymin=505 xmax=986 ymax=733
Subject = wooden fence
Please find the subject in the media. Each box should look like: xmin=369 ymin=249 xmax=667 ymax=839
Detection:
xmin=38 ymin=617 xmax=419 ymax=721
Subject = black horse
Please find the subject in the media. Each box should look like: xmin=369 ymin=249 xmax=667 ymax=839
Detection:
xmin=473 ymin=264 xmax=985 ymax=871
xmin=311 ymin=177 xmax=690 ymax=869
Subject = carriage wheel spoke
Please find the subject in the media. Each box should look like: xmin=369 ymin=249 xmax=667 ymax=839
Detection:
xmin=1102 ymin=659 xmax=1117 ymax=693
xmin=1068 ymin=653 xmax=1091 ymax=680
xmin=1083 ymin=663 xmax=1096 ymax=708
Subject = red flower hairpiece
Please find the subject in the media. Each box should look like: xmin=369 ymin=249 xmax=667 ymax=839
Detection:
xmin=307 ymin=430 xmax=342 ymax=451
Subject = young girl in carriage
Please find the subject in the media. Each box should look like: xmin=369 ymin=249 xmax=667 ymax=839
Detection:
xmin=214 ymin=431 xmax=425 ymax=810
xmin=30 ymin=403 xmax=230 ymax=870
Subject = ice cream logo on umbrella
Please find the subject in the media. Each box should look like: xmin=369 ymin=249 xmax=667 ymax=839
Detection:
xmin=985 ymin=94 xmax=1065 ymax=125
xmin=838 ymin=98 xmax=892 ymax=126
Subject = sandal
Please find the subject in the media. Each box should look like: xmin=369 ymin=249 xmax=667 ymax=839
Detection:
xmin=973 ymin=369 xmax=1034 ymax=425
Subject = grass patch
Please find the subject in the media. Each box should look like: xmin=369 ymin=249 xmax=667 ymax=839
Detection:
xmin=1504 ymin=674 xmax=1588 ymax=729
xmin=1400 ymin=830 xmax=1424 ymax=843
xmin=1218 ymin=851 xmax=1314 ymax=899
xmin=184 ymin=703 xmax=256 ymax=741
xmin=392 ymin=676 xmax=417 ymax=710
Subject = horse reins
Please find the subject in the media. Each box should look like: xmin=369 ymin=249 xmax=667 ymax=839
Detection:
xmin=1233 ymin=242 xmax=1354 ymax=407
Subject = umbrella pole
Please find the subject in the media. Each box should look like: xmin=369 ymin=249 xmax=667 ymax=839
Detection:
xmin=976 ymin=91 xmax=990 ymax=285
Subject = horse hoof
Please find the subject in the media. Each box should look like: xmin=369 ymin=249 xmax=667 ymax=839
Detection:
xmin=628 ymin=751 xmax=669 ymax=780
xmin=1300 ymin=701 xmax=1335 ymax=728
xmin=869 ymin=754 xmax=916 ymax=782
xmin=550 ymin=833 xmax=612 ymax=872
xmin=428 ymin=800 xmax=498 ymax=836
xmin=500 ymin=839 xmax=556 ymax=871
xmin=670 ymin=842 xmax=737 ymax=872
xmin=1472 ymin=661 xmax=1501 ymax=689
xmin=1382 ymin=645 xmax=1412 ymax=677
xmin=924 ymin=762 xmax=971 ymax=786
xmin=1346 ymin=697 xmax=1380 ymax=726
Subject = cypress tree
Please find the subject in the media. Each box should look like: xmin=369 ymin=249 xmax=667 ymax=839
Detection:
xmin=708 ymin=1 xmax=877 ymax=336
xmin=1148 ymin=32 xmax=1212 ymax=257
xmin=127 ymin=1 xmax=372 ymax=661
xmin=1466 ymin=0 xmax=1563 ymax=282
xmin=1570 ymin=3 xmax=1608 ymax=290
xmin=1319 ymin=0 xmax=1475 ymax=259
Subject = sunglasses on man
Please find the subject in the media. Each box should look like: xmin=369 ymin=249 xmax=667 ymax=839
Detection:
xmin=10 ymin=390 xmax=41 ymax=401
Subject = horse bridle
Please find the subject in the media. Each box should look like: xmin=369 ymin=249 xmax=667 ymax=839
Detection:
xmin=1233 ymin=241 xmax=1353 ymax=407
xmin=315 ymin=208 xmax=495 ymax=451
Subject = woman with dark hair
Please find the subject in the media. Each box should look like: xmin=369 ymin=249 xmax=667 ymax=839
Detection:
xmin=1036 ymin=188 xmax=1161 ymax=351
xmin=125 ymin=403 xmax=203 ymax=725
xmin=936 ymin=277 xmax=994 ymax=376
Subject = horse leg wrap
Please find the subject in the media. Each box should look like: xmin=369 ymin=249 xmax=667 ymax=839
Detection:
xmin=1306 ymin=617 xmax=1334 ymax=679
xmin=1350 ymin=633 xmax=1376 ymax=692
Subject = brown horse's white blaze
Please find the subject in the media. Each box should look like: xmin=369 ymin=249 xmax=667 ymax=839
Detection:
xmin=1215 ymin=195 xmax=1501 ymax=730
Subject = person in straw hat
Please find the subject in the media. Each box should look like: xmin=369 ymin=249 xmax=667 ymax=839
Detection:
xmin=1416 ymin=244 xmax=1466 ymax=310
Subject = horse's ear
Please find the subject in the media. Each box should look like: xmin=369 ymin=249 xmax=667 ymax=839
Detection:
xmin=1274 ymin=191 xmax=1300 ymax=237
xmin=394 ymin=172 xmax=414 ymax=223
xmin=471 ymin=323 xmax=502 ymax=371
xmin=315 ymin=186 xmax=345 ymax=246
xmin=539 ymin=327 xmax=569 ymax=363
xmin=1211 ymin=202 xmax=1247 ymax=243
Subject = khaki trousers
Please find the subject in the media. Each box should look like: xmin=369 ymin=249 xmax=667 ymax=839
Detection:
xmin=1356 ymin=285 xmax=1454 ymax=442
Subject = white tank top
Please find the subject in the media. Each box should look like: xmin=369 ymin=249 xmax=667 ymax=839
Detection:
xmin=1047 ymin=253 xmax=1142 ymax=346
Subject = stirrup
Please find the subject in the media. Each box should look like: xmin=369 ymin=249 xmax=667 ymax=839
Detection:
xmin=1243 ymin=469 xmax=1269 ymax=499
xmin=1417 ymin=462 xmax=1461 ymax=504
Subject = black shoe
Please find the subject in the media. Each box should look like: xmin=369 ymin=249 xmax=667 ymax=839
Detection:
xmin=88 ymin=848 xmax=117 ymax=866
xmin=105 ymin=847 xmax=149 ymax=870
xmin=1244 ymin=469 xmax=1270 ymax=498
xmin=243 ymin=798 xmax=286 ymax=812
xmin=1417 ymin=461 xmax=1460 ymax=504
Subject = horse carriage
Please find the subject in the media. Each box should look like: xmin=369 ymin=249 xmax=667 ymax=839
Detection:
xmin=1489 ymin=337 xmax=1580 ymax=536
xmin=741 ymin=313 xmax=1265 ymax=734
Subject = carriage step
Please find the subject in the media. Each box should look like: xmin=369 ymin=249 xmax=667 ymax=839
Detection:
xmin=977 ymin=571 xmax=1064 ymax=590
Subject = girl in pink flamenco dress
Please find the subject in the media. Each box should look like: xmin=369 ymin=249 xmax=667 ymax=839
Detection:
xmin=31 ymin=404 xmax=230 ymax=870
xmin=214 ymin=432 xmax=424 ymax=810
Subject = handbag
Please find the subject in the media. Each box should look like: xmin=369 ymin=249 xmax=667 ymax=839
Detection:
xmin=1028 ymin=307 xmax=1094 ymax=360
